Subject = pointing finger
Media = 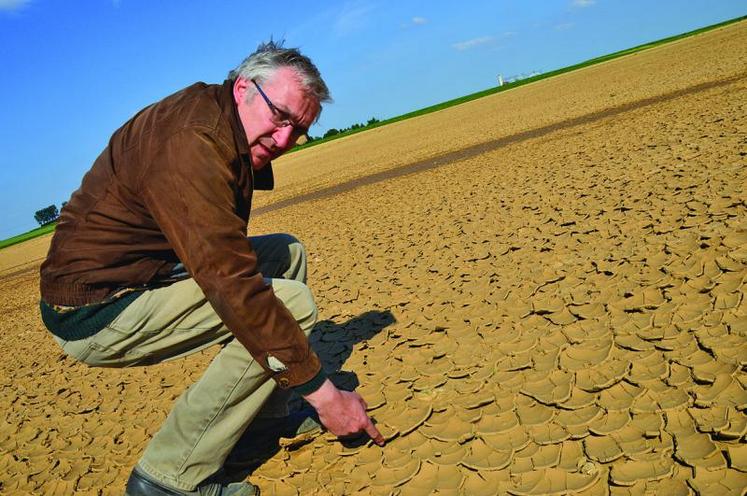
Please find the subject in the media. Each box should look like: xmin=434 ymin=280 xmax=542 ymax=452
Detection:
xmin=364 ymin=417 xmax=385 ymax=446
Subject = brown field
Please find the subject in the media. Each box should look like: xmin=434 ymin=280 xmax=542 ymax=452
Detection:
xmin=1 ymin=21 xmax=745 ymax=495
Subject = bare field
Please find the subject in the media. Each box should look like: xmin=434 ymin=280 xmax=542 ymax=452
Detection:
xmin=259 ymin=20 xmax=746 ymax=211
xmin=1 ymin=21 xmax=745 ymax=495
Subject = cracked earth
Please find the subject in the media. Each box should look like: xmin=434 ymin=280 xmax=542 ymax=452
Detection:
xmin=1 ymin=21 xmax=745 ymax=496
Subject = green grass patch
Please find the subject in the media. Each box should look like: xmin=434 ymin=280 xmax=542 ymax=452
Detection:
xmin=0 ymin=223 xmax=57 ymax=250
xmin=292 ymin=15 xmax=746 ymax=152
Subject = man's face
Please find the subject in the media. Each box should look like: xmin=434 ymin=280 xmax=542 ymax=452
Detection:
xmin=234 ymin=67 xmax=320 ymax=170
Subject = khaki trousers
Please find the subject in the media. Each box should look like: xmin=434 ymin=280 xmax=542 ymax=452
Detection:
xmin=53 ymin=233 xmax=318 ymax=491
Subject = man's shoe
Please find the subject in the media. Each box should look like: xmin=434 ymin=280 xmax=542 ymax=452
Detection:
xmin=124 ymin=467 xmax=259 ymax=496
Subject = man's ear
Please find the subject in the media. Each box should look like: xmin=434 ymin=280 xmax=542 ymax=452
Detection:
xmin=233 ymin=77 xmax=250 ymax=105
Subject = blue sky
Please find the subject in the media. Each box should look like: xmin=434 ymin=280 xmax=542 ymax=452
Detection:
xmin=0 ymin=1 xmax=744 ymax=240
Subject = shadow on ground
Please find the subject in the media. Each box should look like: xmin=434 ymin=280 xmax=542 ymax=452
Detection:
xmin=312 ymin=310 xmax=397 ymax=390
xmin=220 ymin=309 xmax=396 ymax=482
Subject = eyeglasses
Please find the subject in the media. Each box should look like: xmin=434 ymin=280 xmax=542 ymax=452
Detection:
xmin=251 ymin=79 xmax=309 ymax=145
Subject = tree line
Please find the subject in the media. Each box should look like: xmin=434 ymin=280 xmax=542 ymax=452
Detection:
xmin=34 ymin=202 xmax=66 ymax=226
xmin=307 ymin=117 xmax=380 ymax=143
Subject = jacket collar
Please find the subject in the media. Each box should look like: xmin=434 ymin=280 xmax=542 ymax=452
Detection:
xmin=220 ymin=79 xmax=274 ymax=191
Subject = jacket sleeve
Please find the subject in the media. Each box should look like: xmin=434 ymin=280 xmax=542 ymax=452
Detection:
xmin=138 ymin=127 xmax=322 ymax=388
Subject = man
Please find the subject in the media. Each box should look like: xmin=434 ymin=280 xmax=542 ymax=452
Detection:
xmin=39 ymin=41 xmax=383 ymax=495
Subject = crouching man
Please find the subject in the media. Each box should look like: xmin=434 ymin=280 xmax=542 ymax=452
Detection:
xmin=39 ymin=41 xmax=383 ymax=495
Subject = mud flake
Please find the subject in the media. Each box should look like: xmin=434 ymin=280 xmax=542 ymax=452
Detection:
xmin=588 ymin=409 xmax=631 ymax=435
xmin=520 ymin=369 xmax=574 ymax=405
xmin=400 ymin=460 xmax=462 ymax=494
xmin=690 ymin=406 xmax=729 ymax=434
xmin=568 ymin=302 xmax=606 ymax=320
xmin=688 ymin=467 xmax=747 ymax=496
xmin=392 ymin=430 xmax=430 ymax=452
xmin=611 ymin=424 xmax=652 ymax=458
xmin=575 ymin=359 xmax=629 ymax=392
xmin=420 ymin=414 xmax=473 ymax=443
xmin=426 ymin=440 xmax=468 ymax=466
xmin=475 ymin=410 xmax=519 ymax=434
xmin=530 ymin=443 xmax=563 ymax=469
xmin=665 ymin=362 xmax=692 ymax=387
xmin=412 ymin=373 xmax=447 ymax=393
xmin=546 ymin=308 xmax=578 ymax=325
xmin=371 ymin=456 xmax=420 ymax=488
xmin=559 ymin=387 xmax=598 ymax=410
xmin=630 ymin=412 xmax=664 ymax=437
xmin=559 ymin=340 xmax=613 ymax=372
xmin=461 ymin=469 xmax=511 ymax=496
xmin=665 ymin=409 xmax=698 ymax=437
xmin=632 ymin=385 xmax=690 ymax=413
xmin=482 ymin=425 xmax=531 ymax=453
xmin=615 ymin=332 xmax=657 ymax=351
xmin=718 ymin=408 xmax=747 ymax=439
xmin=628 ymin=351 xmax=668 ymax=385
xmin=557 ymin=439 xmax=587 ymax=471
xmin=532 ymin=295 xmax=566 ymax=315
xmin=693 ymin=374 xmax=747 ymax=408
xmin=555 ymin=405 xmax=602 ymax=429
xmin=381 ymin=398 xmax=433 ymax=436
xmin=673 ymin=432 xmax=719 ymax=467
xmin=527 ymin=422 xmax=571 ymax=445
xmin=507 ymin=467 xmax=600 ymax=495
xmin=497 ymin=352 xmax=534 ymax=372
xmin=562 ymin=321 xmax=611 ymax=343
xmin=516 ymin=398 xmax=555 ymax=425
xmin=609 ymin=458 xmax=674 ymax=486
xmin=460 ymin=437 xmax=512 ymax=471
xmin=597 ymin=381 xmax=644 ymax=411
xmin=584 ymin=435 xmax=624 ymax=463
xmin=726 ymin=444 xmax=747 ymax=472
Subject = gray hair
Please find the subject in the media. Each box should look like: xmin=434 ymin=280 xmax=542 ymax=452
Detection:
xmin=228 ymin=40 xmax=332 ymax=108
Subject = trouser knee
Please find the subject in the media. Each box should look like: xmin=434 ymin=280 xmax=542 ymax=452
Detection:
xmin=252 ymin=233 xmax=308 ymax=283
xmin=297 ymin=285 xmax=318 ymax=337
xmin=285 ymin=281 xmax=317 ymax=335
xmin=273 ymin=233 xmax=306 ymax=261
xmin=285 ymin=235 xmax=307 ymax=281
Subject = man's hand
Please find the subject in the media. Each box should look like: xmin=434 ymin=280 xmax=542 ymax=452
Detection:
xmin=303 ymin=379 xmax=385 ymax=446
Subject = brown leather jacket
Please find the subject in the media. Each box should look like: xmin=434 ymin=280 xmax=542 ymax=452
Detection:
xmin=40 ymin=80 xmax=321 ymax=389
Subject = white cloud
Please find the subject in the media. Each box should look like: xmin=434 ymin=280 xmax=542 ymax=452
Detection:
xmin=333 ymin=1 xmax=375 ymax=37
xmin=0 ymin=0 xmax=31 ymax=12
xmin=452 ymin=35 xmax=495 ymax=51
xmin=572 ymin=0 xmax=595 ymax=6
xmin=412 ymin=16 xmax=428 ymax=25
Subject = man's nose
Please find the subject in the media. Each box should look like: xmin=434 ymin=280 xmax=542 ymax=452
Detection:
xmin=273 ymin=126 xmax=295 ymax=150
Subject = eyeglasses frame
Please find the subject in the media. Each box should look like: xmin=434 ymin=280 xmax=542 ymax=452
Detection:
xmin=250 ymin=79 xmax=310 ymax=145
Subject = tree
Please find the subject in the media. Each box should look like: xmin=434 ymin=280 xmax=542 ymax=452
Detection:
xmin=34 ymin=204 xmax=59 ymax=226
xmin=323 ymin=128 xmax=339 ymax=139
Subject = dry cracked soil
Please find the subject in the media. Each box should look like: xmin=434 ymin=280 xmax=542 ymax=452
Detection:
xmin=0 ymin=20 xmax=745 ymax=496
